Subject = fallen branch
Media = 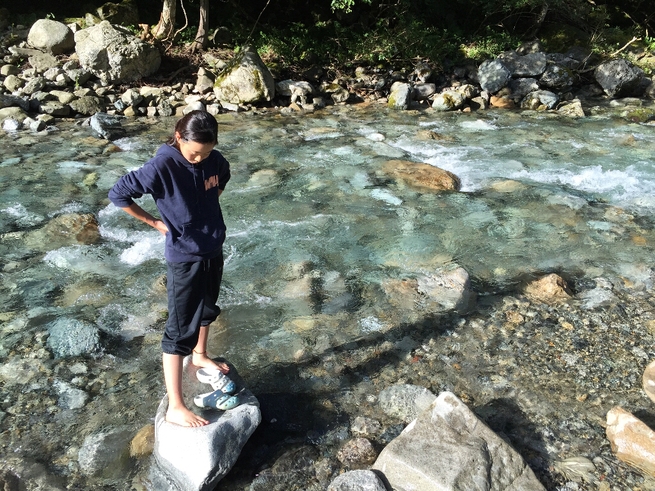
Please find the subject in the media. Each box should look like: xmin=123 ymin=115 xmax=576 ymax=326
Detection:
xmin=610 ymin=36 xmax=641 ymax=57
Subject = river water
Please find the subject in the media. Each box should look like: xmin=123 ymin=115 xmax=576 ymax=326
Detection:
xmin=1 ymin=102 xmax=655 ymax=489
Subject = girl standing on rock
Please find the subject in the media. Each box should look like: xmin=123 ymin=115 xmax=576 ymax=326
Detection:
xmin=108 ymin=110 xmax=231 ymax=427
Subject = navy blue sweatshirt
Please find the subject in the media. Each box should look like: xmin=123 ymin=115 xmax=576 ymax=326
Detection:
xmin=108 ymin=143 xmax=231 ymax=263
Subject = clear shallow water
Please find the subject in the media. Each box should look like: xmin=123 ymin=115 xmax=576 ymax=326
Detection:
xmin=1 ymin=104 xmax=655 ymax=486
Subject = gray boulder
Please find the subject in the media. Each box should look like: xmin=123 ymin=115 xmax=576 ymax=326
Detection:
xmin=499 ymin=51 xmax=547 ymax=77
xmin=595 ymin=59 xmax=645 ymax=97
xmin=27 ymin=19 xmax=75 ymax=55
xmin=214 ymin=48 xmax=275 ymax=104
xmin=75 ymin=21 xmax=161 ymax=84
xmin=153 ymin=359 xmax=261 ymax=491
xmin=0 ymin=94 xmax=30 ymax=111
xmin=478 ymin=59 xmax=511 ymax=93
xmin=327 ymin=470 xmax=388 ymax=491
xmin=412 ymin=83 xmax=436 ymax=101
xmin=4 ymin=75 xmax=24 ymax=92
xmin=540 ymin=63 xmax=574 ymax=89
xmin=388 ymin=82 xmax=412 ymax=109
xmin=373 ymin=392 xmax=546 ymax=491
xmin=417 ymin=266 xmax=475 ymax=313
xmin=521 ymin=90 xmax=559 ymax=110
xmin=90 ymin=112 xmax=126 ymax=140
xmin=508 ymin=78 xmax=540 ymax=100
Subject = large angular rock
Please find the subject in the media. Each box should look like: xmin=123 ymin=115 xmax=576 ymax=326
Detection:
xmin=27 ymin=19 xmax=75 ymax=55
xmin=606 ymin=406 xmax=655 ymax=478
xmin=373 ymin=392 xmax=546 ymax=491
xmin=153 ymin=359 xmax=261 ymax=491
xmin=214 ymin=48 xmax=275 ymax=104
xmin=75 ymin=21 xmax=161 ymax=84
xmin=478 ymin=59 xmax=511 ymax=94
xmin=595 ymin=59 xmax=645 ymax=98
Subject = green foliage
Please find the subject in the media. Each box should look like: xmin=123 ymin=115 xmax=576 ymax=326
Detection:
xmin=330 ymin=0 xmax=372 ymax=13
xmin=458 ymin=29 xmax=520 ymax=61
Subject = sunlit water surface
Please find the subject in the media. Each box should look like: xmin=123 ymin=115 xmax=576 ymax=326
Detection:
xmin=1 ymin=104 xmax=655 ymax=486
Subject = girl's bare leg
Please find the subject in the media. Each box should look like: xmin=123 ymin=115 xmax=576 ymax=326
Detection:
xmin=191 ymin=325 xmax=230 ymax=374
xmin=163 ymin=353 xmax=209 ymax=427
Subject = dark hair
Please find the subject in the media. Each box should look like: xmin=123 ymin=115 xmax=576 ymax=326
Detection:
xmin=168 ymin=110 xmax=218 ymax=145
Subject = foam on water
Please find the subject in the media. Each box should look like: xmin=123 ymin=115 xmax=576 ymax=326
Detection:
xmin=119 ymin=235 xmax=165 ymax=266
xmin=1 ymin=203 xmax=44 ymax=226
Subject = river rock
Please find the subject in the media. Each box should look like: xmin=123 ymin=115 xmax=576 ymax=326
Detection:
xmin=0 ymin=457 xmax=66 ymax=490
xmin=69 ymin=96 xmax=104 ymax=116
xmin=47 ymin=318 xmax=101 ymax=358
xmin=378 ymin=384 xmax=438 ymax=423
xmin=500 ymin=51 xmax=547 ymax=77
xmin=213 ymin=47 xmax=275 ymax=104
xmin=412 ymin=83 xmax=436 ymax=100
xmin=595 ymin=59 xmax=645 ymax=98
xmin=558 ymin=99 xmax=586 ymax=117
xmin=28 ymin=52 xmax=59 ymax=73
xmin=153 ymin=359 xmax=261 ymax=491
xmin=90 ymin=112 xmax=126 ymax=140
xmin=478 ymin=59 xmax=511 ymax=93
xmin=388 ymin=82 xmax=412 ymax=109
xmin=78 ymin=426 xmax=134 ymax=479
xmin=383 ymin=159 xmax=461 ymax=191
xmin=432 ymin=90 xmax=465 ymax=111
xmin=606 ymin=406 xmax=655 ymax=478
xmin=130 ymin=424 xmax=155 ymax=458
xmin=508 ymin=78 xmax=539 ymax=100
xmin=540 ymin=63 xmax=574 ymax=89
xmin=249 ymin=446 xmax=320 ymax=491
xmin=195 ymin=67 xmax=215 ymax=94
xmin=3 ymin=74 xmax=23 ymax=92
xmin=524 ymin=273 xmax=572 ymax=304
xmin=0 ymin=106 xmax=29 ymax=123
xmin=39 ymin=101 xmax=71 ymax=117
xmin=75 ymin=21 xmax=161 ymax=84
xmin=0 ymin=94 xmax=30 ymax=111
xmin=336 ymin=438 xmax=378 ymax=467
xmin=26 ymin=212 xmax=101 ymax=250
xmin=27 ymin=19 xmax=75 ymax=55
xmin=327 ymin=469 xmax=388 ymax=491
xmin=373 ymin=391 xmax=546 ymax=491
xmin=643 ymin=360 xmax=655 ymax=404
xmin=521 ymin=90 xmax=559 ymax=110
xmin=54 ymin=380 xmax=89 ymax=409
xmin=417 ymin=266 xmax=475 ymax=313
xmin=22 ymin=76 xmax=47 ymax=96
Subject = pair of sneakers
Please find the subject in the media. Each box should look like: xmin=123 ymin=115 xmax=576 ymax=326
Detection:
xmin=193 ymin=367 xmax=240 ymax=411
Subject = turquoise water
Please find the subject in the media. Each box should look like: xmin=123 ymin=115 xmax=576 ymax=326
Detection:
xmin=1 ymin=103 xmax=655 ymax=486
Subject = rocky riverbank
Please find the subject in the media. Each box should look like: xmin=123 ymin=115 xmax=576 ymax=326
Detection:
xmin=1 ymin=15 xmax=655 ymax=491
xmin=1 ymin=17 xmax=655 ymax=136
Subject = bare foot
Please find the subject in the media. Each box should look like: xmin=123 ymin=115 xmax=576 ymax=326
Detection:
xmin=192 ymin=351 xmax=230 ymax=374
xmin=166 ymin=403 xmax=209 ymax=427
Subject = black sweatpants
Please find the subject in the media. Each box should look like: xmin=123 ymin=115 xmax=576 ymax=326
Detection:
xmin=162 ymin=251 xmax=223 ymax=356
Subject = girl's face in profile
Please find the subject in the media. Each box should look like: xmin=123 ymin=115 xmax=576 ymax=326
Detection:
xmin=175 ymin=132 xmax=215 ymax=164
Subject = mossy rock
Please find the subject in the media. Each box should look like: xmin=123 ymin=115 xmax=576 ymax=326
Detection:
xmin=624 ymin=107 xmax=655 ymax=123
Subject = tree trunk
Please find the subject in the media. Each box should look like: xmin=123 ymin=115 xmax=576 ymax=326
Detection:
xmin=191 ymin=0 xmax=209 ymax=52
xmin=154 ymin=0 xmax=177 ymax=40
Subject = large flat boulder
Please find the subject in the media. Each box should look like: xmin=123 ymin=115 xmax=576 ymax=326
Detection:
xmin=153 ymin=359 xmax=261 ymax=491
xmin=373 ymin=391 xmax=545 ymax=491
xmin=383 ymin=159 xmax=461 ymax=192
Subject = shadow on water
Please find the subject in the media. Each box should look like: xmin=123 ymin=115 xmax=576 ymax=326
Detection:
xmin=218 ymin=304 xmax=556 ymax=489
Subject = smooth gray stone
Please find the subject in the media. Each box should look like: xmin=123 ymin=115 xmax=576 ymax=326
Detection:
xmin=153 ymin=358 xmax=261 ymax=491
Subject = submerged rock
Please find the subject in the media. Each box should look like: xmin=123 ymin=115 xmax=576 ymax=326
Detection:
xmin=383 ymin=159 xmax=461 ymax=192
xmin=78 ymin=426 xmax=134 ymax=479
xmin=47 ymin=318 xmax=100 ymax=358
xmin=524 ymin=273 xmax=572 ymax=304
xmin=643 ymin=360 xmax=655 ymax=404
xmin=378 ymin=384 xmax=437 ymax=423
xmin=373 ymin=391 xmax=546 ymax=490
